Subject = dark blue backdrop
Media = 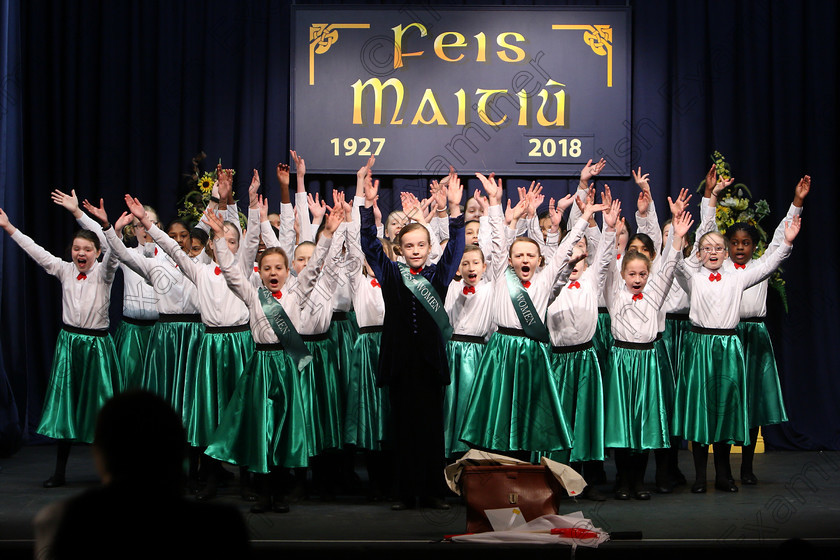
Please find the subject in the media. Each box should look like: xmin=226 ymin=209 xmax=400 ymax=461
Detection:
xmin=1 ymin=0 xmax=837 ymax=453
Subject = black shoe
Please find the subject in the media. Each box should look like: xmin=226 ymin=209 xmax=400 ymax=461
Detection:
xmin=715 ymin=479 xmax=738 ymax=492
xmin=654 ymin=478 xmax=673 ymax=494
xmin=741 ymin=471 xmax=758 ymax=485
xmin=391 ymin=501 xmax=414 ymax=511
xmin=614 ymin=488 xmax=631 ymax=500
xmin=249 ymin=495 xmax=272 ymax=514
xmin=196 ymin=483 xmax=218 ymax=501
xmin=272 ymin=501 xmax=290 ymax=514
xmin=43 ymin=475 xmax=66 ymax=488
xmin=420 ymin=497 xmax=451 ymax=510
xmin=691 ymin=481 xmax=707 ymax=493
xmin=633 ymin=490 xmax=651 ymax=500
xmin=581 ymin=486 xmax=607 ymax=501
xmin=287 ymin=482 xmax=307 ymax=503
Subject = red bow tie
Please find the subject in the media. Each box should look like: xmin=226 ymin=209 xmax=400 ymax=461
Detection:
xmin=463 ymin=285 xmax=475 ymax=295
xmin=272 ymin=290 xmax=282 ymax=300
xmin=154 ymin=247 xmax=158 ymax=256
xmin=410 ymin=267 xmax=422 ymax=275
xmin=521 ymin=280 xmax=531 ymax=289
xmin=709 ymin=272 xmax=722 ymax=282
xmin=568 ymin=281 xmax=580 ymax=289
xmin=734 ymin=263 xmax=746 ymax=270
xmin=632 ymin=293 xmax=643 ymax=301
xmin=214 ymin=266 xmax=221 ymax=275
xmin=371 ymin=279 xmax=380 ymax=288
xmin=254 ymin=265 xmax=259 ymax=272
xmin=77 ymin=273 xmax=87 ymax=281
xmin=616 ymin=254 xmax=621 ymax=260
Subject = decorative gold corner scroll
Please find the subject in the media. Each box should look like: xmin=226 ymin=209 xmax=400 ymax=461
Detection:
xmin=552 ymin=25 xmax=613 ymax=87
xmin=309 ymin=23 xmax=371 ymax=85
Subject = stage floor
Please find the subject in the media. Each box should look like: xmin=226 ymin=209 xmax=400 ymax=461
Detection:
xmin=2 ymin=445 xmax=839 ymax=558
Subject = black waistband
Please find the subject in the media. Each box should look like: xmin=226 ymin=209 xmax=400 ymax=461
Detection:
xmin=122 ymin=317 xmax=157 ymax=327
xmin=358 ymin=326 xmax=383 ymax=334
xmin=158 ymin=313 xmax=202 ymax=323
xmin=450 ymin=334 xmax=487 ymax=345
xmin=598 ymin=307 xmax=609 ymax=314
xmin=551 ymin=340 xmax=594 ymax=354
xmin=613 ymin=340 xmax=655 ymax=350
xmin=740 ymin=317 xmax=765 ymax=323
xmin=301 ymin=332 xmax=330 ymax=342
xmin=690 ymin=326 xmax=737 ymax=336
xmin=255 ymin=343 xmax=285 ymax=352
xmin=203 ymin=323 xmax=250 ymax=334
xmin=665 ymin=313 xmax=690 ymax=322
xmin=331 ymin=311 xmax=349 ymax=321
xmin=496 ymin=327 xmax=528 ymax=338
xmin=495 ymin=327 xmax=544 ymax=343
xmin=654 ymin=332 xmax=663 ymax=342
xmin=62 ymin=325 xmax=109 ymax=338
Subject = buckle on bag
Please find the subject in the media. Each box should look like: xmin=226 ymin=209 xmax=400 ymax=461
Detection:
xmin=509 ymin=493 xmax=518 ymax=504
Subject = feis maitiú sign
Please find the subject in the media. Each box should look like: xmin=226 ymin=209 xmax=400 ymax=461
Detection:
xmin=291 ymin=5 xmax=630 ymax=177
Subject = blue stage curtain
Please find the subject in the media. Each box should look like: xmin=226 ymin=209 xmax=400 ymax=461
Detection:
xmin=1 ymin=0 xmax=837 ymax=450
xmin=0 ymin=0 xmax=24 ymax=455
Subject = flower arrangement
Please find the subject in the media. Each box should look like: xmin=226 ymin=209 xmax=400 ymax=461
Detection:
xmin=179 ymin=153 xmax=247 ymax=231
xmin=699 ymin=151 xmax=787 ymax=311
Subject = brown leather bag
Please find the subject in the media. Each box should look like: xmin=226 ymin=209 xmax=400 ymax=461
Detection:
xmin=460 ymin=464 xmax=564 ymax=533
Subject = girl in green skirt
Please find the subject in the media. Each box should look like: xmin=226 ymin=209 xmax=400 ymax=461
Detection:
xmin=1 ymin=204 xmax=122 ymax=487
xmin=544 ymin=195 xmax=619 ymax=500
xmin=723 ymin=175 xmax=808 ymax=484
xmin=674 ymin=185 xmax=801 ymax=493
xmin=128 ymin=168 xmax=260 ymax=500
xmin=203 ymin=206 xmax=344 ymax=513
xmin=603 ymin=210 xmax=691 ymax=500
xmin=103 ymin=217 xmax=204 ymax=418
xmin=460 ymin=180 xmax=601 ymax=456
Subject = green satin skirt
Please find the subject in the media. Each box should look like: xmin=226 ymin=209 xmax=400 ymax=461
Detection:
xmin=205 ymin=348 xmax=309 ymax=472
xmin=592 ymin=311 xmax=614 ymax=376
xmin=141 ymin=321 xmax=205 ymax=416
xmin=459 ymin=332 xmax=572 ymax=452
xmin=300 ymin=337 xmax=343 ymax=455
xmin=328 ymin=314 xmax=359 ymax=394
xmin=655 ymin=338 xmax=676 ymax=422
xmin=674 ymin=330 xmax=749 ymax=446
xmin=344 ymin=331 xmax=389 ymax=450
xmin=114 ymin=320 xmax=155 ymax=391
xmin=662 ymin=317 xmax=690 ymax=379
xmin=604 ymin=345 xmax=673 ymax=451
xmin=185 ymin=330 xmax=255 ymax=447
xmin=37 ymin=330 xmax=121 ymax=443
xmin=737 ymin=321 xmax=787 ymax=428
xmin=549 ymin=346 xmax=605 ymax=462
xmin=443 ymin=339 xmax=485 ymax=456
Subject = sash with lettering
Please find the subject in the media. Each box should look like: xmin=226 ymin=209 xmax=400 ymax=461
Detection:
xmin=504 ymin=266 xmax=551 ymax=343
xmin=397 ymin=262 xmax=453 ymax=342
xmin=258 ymin=287 xmax=312 ymax=371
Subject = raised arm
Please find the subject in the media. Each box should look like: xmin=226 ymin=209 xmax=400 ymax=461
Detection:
xmin=205 ymin=209 xmax=256 ymax=305
xmin=1 ymin=208 xmax=66 ymax=277
xmin=760 ymin=175 xmax=808 ymax=260
xmin=290 ymin=150 xmax=314 ymax=243
xmin=127 ymin=195 xmax=200 ymax=285
xmin=632 ymin=167 xmax=663 ymax=252
xmin=740 ymin=215 xmax=799 ymax=289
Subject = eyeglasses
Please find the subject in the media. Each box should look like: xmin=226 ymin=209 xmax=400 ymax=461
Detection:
xmin=700 ymin=246 xmax=726 ymax=254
